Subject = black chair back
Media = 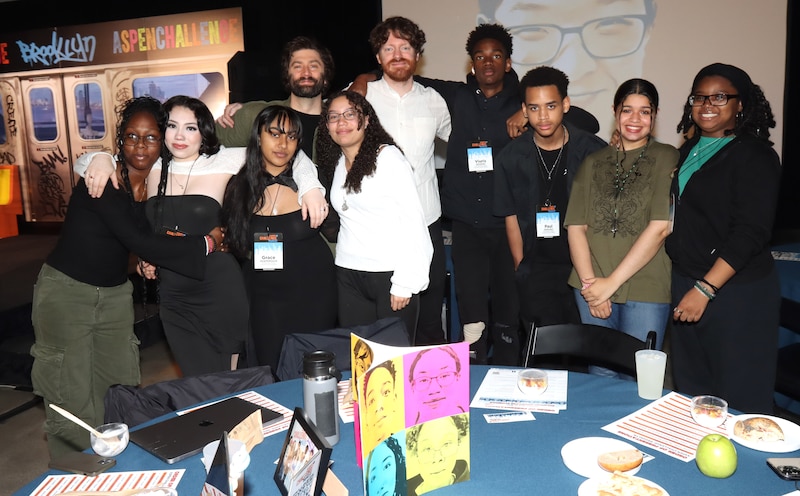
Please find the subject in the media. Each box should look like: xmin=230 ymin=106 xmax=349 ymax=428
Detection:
xmin=523 ymin=322 xmax=657 ymax=377
xmin=275 ymin=317 xmax=410 ymax=382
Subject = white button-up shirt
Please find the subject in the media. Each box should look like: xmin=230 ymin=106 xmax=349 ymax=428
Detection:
xmin=366 ymin=78 xmax=451 ymax=226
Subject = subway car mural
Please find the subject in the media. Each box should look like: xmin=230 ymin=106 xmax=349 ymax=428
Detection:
xmin=0 ymin=7 xmax=243 ymax=222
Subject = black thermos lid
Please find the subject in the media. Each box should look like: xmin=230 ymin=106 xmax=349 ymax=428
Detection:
xmin=303 ymin=350 xmax=338 ymax=378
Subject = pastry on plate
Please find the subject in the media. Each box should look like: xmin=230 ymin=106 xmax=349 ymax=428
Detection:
xmin=597 ymin=472 xmax=665 ymax=496
xmin=733 ymin=417 xmax=785 ymax=442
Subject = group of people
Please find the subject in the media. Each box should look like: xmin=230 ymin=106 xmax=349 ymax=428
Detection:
xmin=32 ymin=12 xmax=781 ymax=463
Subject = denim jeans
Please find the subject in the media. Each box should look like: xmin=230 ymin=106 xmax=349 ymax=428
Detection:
xmin=574 ymin=288 xmax=670 ymax=378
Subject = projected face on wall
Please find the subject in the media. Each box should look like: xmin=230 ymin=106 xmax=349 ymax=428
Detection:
xmin=478 ymin=0 xmax=655 ymax=133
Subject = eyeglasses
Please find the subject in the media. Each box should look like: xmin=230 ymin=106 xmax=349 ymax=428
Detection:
xmin=326 ymin=109 xmax=359 ymax=123
xmin=411 ymin=371 xmax=458 ymax=391
xmin=687 ymin=93 xmax=739 ymax=107
xmin=508 ymin=15 xmax=650 ymax=66
xmin=418 ymin=439 xmax=458 ymax=463
xmin=123 ymin=133 xmax=161 ymax=147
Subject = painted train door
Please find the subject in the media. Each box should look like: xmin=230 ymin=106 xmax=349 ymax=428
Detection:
xmin=17 ymin=72 xmax=114 ymax=222
xmin=20 ymin=75 xmax=72 ymax=222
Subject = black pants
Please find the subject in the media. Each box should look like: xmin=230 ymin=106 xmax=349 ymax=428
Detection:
xmin=450 ymin=220 xmax=518 ymax=329
xmin=670 ymin=269 xmax=779 ymax=414
xmin=336 ymin=267 xmax=420 ymax=343
xmin=517 ymin=262 xmax=581 ymax=328
xmin=416 ymin=219 xmax=447 ymax=345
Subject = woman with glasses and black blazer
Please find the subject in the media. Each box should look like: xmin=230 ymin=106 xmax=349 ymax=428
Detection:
xmin=667 ymin=63 xmax=781 ymax=414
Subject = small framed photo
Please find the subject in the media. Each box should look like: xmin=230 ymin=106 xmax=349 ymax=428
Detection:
xmin=274 ymin=407 xmax=332 ymax=496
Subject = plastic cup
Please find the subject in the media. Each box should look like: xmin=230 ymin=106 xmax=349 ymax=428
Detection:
xmin=635 ymin=350 xmax=667 ymax=400
xmin=691 ymin=395 xmax=728 ymax=428
xmin=518 ymin=368 xmax=548 ymax=396
xmin=90 ymin=422 xmax=129 ymax=457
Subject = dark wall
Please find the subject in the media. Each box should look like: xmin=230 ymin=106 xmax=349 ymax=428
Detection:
xmin=0 ymin=0 xmax=381 ymax=102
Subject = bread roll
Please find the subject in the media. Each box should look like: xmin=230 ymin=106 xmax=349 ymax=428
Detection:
xmin=733 ymin=417 xmax=785 ymax=442
xmin=597 ymin=449 xmax=644 ymax=473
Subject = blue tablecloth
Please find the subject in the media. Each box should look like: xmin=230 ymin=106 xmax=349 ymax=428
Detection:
xmin=16 ymin=367 xmax=800 ymax=495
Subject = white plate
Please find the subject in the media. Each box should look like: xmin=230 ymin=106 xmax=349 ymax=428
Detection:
xmin=561 ymin=437 xmax=641 ymax=479
xmin=578 ymin=474 xmax=669 ymax=496
xmin=727 ymin=414 xmax=800 ymax=452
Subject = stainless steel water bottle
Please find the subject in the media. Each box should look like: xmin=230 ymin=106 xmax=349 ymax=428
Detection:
xmin=302 ymin=350 xmax=341 ymax=446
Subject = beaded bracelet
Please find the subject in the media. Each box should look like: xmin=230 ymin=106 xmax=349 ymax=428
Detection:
xmin=694 ymin=280 xmax=715 ymax=300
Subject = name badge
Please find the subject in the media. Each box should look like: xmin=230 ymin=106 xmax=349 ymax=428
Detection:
xmin=536 ymin=208 xmax=560 ymax=238
xmin=253 ymin=232 xmax=284 ymax=270
xmin=467 ymin=140 xmax=493 ymax=172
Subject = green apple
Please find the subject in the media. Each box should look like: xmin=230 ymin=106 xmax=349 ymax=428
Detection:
xmin=695 ymin=433 xmax=738 ymax=478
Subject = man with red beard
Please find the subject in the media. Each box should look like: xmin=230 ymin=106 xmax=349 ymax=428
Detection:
xmin=362 ymin=17 xmax=452 ymax=347
xmin=215 ymin=36 xmax=334 ymax=159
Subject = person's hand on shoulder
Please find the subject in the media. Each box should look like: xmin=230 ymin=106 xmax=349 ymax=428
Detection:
xmin=216 ymin=103 xmax=243 ymax=128
xmin=85 ymin=154 xmax=118 ymax=198
xmin=347 ymin=73 xmax=378 ymax=97
xmin=506 ymin=108 xmax=527 ymax=138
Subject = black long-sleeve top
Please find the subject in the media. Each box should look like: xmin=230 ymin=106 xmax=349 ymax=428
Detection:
xmin=665 ymin=135 xmax=781 ymax=283
xmin=47 ymin=180 xmax=207 ymax=287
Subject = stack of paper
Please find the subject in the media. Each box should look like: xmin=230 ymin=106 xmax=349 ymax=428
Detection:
xmin=470 ymin=368 xmax=568 ymax=413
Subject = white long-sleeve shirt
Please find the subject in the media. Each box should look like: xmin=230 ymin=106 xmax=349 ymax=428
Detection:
xmin=330 ymin=145 xmax=433 ymax=297
xmin=366 ymin=79 xmax=451 ymax=226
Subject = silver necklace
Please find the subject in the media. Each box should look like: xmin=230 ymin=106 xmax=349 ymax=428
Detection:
xmin=692 ymin=137 xmax=726 ymax=157
xmin=169 ymin=157 xmax=199 ymax=195
xmin=533 ymin=126 xmax=566 ymax=180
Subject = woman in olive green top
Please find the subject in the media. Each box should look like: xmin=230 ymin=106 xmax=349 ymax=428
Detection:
xmin=565 ymin=78 xmax=678 ymax=352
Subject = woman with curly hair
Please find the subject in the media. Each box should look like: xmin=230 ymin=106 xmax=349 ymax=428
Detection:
xmin=316 ymin=90 xmax=432 ymax=339
xmin=667 ymin=63 xmax=781 ymax=413
xmin=32 ymin=97 xmax=219 ymax=458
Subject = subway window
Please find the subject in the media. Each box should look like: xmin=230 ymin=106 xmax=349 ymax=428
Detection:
xmin=75 ymin=82 xmax=105 ymax=140
xmin=29 ymin=87 xmax=57 ymax=142
xmin=133 ymin=72 xmax=225 ymax=110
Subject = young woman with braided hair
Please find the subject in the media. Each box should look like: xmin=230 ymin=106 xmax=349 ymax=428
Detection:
xmin=32 ymin=96 xmax=220 ymax=458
